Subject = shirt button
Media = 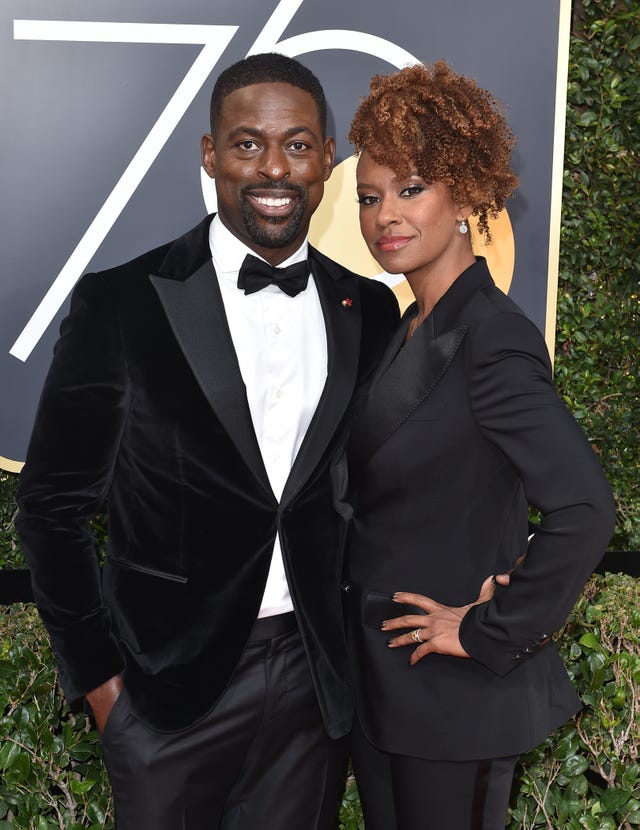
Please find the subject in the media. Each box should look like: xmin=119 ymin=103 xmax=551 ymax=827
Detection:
xmin=276 ymin=389 xmax=283 ymax=399
xmin=273 ymin=325 xmax=281 ymax=335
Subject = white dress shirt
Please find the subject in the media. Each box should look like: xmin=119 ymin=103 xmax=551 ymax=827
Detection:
xmin=209 ymin=216 xmax=328 ymax=617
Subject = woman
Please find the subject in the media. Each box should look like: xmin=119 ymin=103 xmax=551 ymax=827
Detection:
xmin=343 ymin=62 xmax=616 ymax=829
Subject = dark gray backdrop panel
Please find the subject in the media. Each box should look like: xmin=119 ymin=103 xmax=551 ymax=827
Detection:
xmin=0 ymin=0 xmax=565 ymax=464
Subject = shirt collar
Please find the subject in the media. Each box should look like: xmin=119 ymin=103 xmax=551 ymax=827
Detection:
xmin=209 ymin=214 xmax=309 ymax=281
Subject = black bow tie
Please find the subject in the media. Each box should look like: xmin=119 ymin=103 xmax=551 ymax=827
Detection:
xmin=237 ymin=253 xmax=310 ymax=297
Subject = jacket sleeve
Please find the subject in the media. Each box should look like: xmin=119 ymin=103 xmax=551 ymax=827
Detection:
xmin=458 ymin=310 xmax=616 ymax=676
xmin=15 ymin=272 xmax=127 ymax=701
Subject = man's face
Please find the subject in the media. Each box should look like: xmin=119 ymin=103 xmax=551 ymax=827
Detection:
xmin=201 ymin=82 xmax=335 ymax=266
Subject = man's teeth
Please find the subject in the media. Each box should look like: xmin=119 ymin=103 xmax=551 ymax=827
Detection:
xmin=252 ymin=196 xmax=292 ymax=207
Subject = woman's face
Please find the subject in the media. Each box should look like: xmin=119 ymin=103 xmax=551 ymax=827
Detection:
xmin=356 ymin=151 xmax=466 ymax=280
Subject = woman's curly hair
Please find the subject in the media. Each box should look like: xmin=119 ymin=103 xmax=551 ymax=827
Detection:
xmin=349 ymin=61 xmax=519 ymax=240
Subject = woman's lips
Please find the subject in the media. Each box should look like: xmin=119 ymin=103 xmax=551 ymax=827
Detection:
xmin=376 ymin=235 xmax=413 ymax=252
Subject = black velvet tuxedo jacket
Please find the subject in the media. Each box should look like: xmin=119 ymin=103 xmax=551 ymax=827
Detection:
xmin=16 ymin=215 xmax=399 ymax=733
xmin=344 ymin=258 xmax=615 ymax=760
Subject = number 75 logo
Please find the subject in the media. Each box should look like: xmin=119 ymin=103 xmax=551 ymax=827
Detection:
xmin=10 ymin=0 xmax=418 ymax=362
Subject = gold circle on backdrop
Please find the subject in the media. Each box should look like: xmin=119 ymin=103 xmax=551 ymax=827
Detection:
xmin=309 ymin=155 xmax=515 ymax=314
xmin=0 ymin=455 xmax=23 ymax=473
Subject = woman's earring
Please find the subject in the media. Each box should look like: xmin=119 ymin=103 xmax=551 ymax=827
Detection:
xmin=459 ymin=219 xmax=468 ymax=235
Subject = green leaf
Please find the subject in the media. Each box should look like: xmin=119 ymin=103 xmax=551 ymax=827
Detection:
xmin=570 ymin=641 xmax=582 ymax=659
xmin=622 ymin=764 xmax=640 ymax=790
xmin=0 ymin=741 xmax=20 ymax=771
xmin=69 ymin=778 xmax=97 ymax=795
xmin=562 ymin=754 xmax=590 ymax=777
xmin=86 ymin=802 xmax=106 ymax=824
xmin=68 ymin=741 xmax=97 ymax=762
xmin=0 ymin=662 xmax=15 ymax=680
xmin=578 ymin=110 xmax=598 ymax=127
xmin=579 ymin=632 xmax=602 ymax=650
xmin=554 ymin=733 xmax=580 ymax=760
xmin=601 ymin=787 xmax=632 ymax=812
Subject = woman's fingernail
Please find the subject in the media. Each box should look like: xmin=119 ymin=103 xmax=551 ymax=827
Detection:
xmin=392 ymin=592 xmax=399 ymax=600
xmin=380 ymin=621 xmax=388 ymax=630
xmin=386 ymin=639 xmax=394 ymax=647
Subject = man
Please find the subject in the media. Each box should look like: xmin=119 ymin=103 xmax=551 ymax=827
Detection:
xmin=16 ymin=53 xmax=399 ymax=829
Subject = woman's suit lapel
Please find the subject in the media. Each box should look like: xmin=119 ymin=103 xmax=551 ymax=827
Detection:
xmin=348 ymin=314 xmax=467 ymax=476
xmin=349 ymin=258 xmax=495 ymax=477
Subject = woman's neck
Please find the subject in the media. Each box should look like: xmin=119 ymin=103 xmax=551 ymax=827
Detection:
xmin=407 ymin=249 xmax=476 ymax=320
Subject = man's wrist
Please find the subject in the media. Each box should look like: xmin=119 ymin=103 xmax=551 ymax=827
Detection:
xmin=86 ymin=674 xmax=124 ymax=734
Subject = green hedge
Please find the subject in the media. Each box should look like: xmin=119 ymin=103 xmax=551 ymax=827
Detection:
xmin=0 ymin=606 xmax=112 ymax=829
xmin=554 ymin=0 xmax=639 ymax=550
xmin=506 ymin=573 xmax=640 ymax=830
xmin=2 ymin=574 xmax=638 ymax=828
xmin=0 ymin=474 xmax=20 ymax=571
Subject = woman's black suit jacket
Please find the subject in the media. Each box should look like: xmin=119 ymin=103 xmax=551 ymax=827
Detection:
xmin=344 ymin=258 xmax=615 ymax=760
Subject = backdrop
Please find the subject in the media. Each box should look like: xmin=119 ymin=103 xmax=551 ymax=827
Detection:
xmin=0 ymin=0 xmax=571 ymax=470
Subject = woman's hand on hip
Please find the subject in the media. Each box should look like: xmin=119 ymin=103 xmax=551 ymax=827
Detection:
xmin=382 ymin=572 xmax=510 ymax=665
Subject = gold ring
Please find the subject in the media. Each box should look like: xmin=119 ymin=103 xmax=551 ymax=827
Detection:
xmin=411 ymin=629 xmax=423 ymax=644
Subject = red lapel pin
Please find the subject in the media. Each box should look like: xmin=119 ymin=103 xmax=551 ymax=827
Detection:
xmin=341 ymin=298 xmax=353 ymax=308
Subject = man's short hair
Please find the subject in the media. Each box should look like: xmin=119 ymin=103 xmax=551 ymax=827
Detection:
xmin=209 ymin=52 xmax=328 ymax=137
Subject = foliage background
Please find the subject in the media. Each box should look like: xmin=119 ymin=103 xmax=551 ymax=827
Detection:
xmin=0 ymin=0 xmax=638 ymax=826
xmin=554 ymin=0 xmax=639 ymax=551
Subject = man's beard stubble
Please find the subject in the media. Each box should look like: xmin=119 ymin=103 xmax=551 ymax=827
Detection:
xmin=240 ymin=182 xmax=308 ymax=249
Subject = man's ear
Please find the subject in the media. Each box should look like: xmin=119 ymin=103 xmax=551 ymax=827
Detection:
xmin=323 ymin=136 xmax=336 ymax=182
xmin=201 ymin=133 xmax=216 ymax=179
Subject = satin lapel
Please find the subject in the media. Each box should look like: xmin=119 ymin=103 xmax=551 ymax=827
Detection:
xmin=348 ymin=320 xmax=467 ymax=475
xmin=280 ymin=255 xmax=361 ymax=505
xmin=149 ymin=259 xmax=273 ymax=499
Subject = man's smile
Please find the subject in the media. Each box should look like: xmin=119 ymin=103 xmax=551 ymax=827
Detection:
xmin=250 ymin=195 xmax=293 ymax=207
xmin=246 ymin=192 xmax=297 ymax=217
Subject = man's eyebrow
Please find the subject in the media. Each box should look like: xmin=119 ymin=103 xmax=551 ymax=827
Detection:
xmin=227 ymin=125 xmax=317 ymax=139
xmin=282 ymin=126 xmax=317 ymax=139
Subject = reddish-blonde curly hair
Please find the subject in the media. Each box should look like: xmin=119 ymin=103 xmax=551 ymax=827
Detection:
xmin=349 ymin=61 xmax=519 ymax=240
